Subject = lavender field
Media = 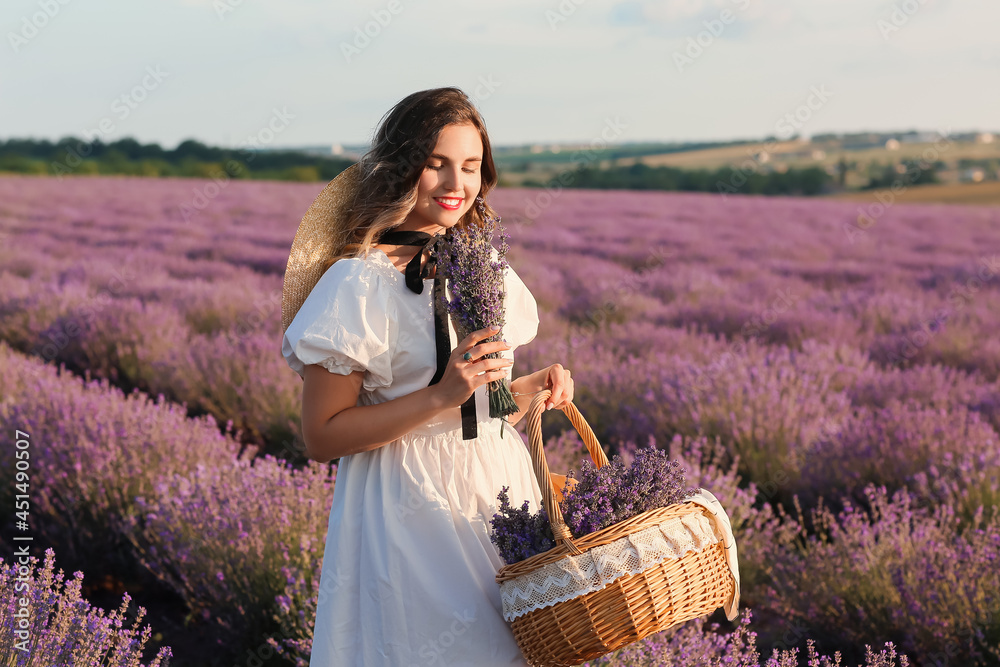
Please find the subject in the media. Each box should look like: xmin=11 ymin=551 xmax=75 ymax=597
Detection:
xmin=1 ymin=173 xmax=999 ymax=666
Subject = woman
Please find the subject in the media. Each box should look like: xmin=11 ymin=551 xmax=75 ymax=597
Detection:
xmin=281 ymin=87 xmax=573 ymax=665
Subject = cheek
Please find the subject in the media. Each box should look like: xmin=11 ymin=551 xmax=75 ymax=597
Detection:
xmin=466 ymin=181 xmax=481 ymax=207
xmin=417 ymin=170 xmax=438 ymax=198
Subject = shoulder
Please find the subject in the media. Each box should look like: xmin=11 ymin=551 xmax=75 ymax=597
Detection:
xmin=286 ymin=252 xmax=398 ymax=333
xmin=312 ymin=251 xmax=397 ymax=298
xmin=281 ymin=251 xmax=399 ymax=383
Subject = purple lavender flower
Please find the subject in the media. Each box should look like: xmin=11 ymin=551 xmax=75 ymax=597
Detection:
xmin=434 ymin=203 xmax=518 ymax=427
xmin=0 ymin=548 xmax=173 ymax=666
xmin=561 ymin=446 xmax=699 ymax=537
xmin=489 ymin=445 xmax=697 ymax=564
xmin=490 ymin=485 xmax=555 ymax=564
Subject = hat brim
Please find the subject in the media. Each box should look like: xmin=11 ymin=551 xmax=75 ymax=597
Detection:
xmin=281 ymin=162 xmax=362 ymax=333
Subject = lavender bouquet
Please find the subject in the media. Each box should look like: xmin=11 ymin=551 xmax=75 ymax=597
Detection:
xmin=490 ymin=445 xmax=699 ymax=565
xmin=434 ymin=203 xmax=519 ymax=431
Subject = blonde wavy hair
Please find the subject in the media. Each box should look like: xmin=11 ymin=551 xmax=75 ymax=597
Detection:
xmin=320 ymin=87 xmax=500 ymax=274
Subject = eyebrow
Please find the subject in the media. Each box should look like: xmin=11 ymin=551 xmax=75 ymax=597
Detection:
xmin=428 ymin=153 xmax=482 ymax=162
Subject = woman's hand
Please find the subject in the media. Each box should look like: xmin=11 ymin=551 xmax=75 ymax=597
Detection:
xmin=506 ymin=362 xmax=574 ymax=427
xmin=431 ymin=325 xmax=513 ymax=410
xmin=540 ymin=363 xmax=574 ymax=411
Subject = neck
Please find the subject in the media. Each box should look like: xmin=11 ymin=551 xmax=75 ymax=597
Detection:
xmin=389 ymin=221 xmax=447 ymax=236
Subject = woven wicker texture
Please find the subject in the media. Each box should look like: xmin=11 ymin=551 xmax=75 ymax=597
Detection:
xmin=498 ymin=507 xmax=723 ymax=622
xmin=281 ymin=162 xmax=361 ymax=334
xmin=495 ymin=391 xmax=737 ymax=666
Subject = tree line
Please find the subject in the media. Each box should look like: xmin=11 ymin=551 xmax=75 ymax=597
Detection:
xmin=0 ymin=137 xmax=354 ymax=182
xmin=0 ymin=136 xmax=942 ymax=195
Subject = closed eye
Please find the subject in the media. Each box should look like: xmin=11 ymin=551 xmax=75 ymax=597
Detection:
xmin=427 ymin=165 xmax=477 ymax=173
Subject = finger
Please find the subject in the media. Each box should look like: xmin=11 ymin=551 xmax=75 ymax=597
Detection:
xmin=474 ymin=364 xmax=513 ymax=387
xmin=462 ymin=338 xmax=512 ymax=363
xmin=550 ymin=371 xmax=574 ymax=409
xmin=466 ymin=340 xmax=512 ymax=361
xmin=546 ymin=384 xmax=564 ymax=410
xmin=552 ymin=370 xmax=571 ymax=402
xmin=462 ymin=325 xmax=502 ymax=348
xmin=481 ymin=339 xmax=512 ymax=355
xmin=471 ymin=358 xmax=514 ymax=374
xmin=465 ymin=357 xmax=513 ymax=379
xmin=555 ymin=381 xmax=574 ymax=409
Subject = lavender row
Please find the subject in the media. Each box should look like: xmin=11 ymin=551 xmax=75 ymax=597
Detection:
xmin=518 ymin=333 xmax=1000 ymax=518
xmin=0 ymin=345 xmax=331 ymax=663
xmin=5 ymin=248 xmax=999 ymax=511
xmin=0 ymin=340 xmax=240 ymax=563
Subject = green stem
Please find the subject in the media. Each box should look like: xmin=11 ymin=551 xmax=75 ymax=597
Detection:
xmin=488 ymin=377 xmax=520 ymax=425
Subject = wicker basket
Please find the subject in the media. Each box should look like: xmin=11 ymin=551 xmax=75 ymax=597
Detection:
xmin=495 ymin=390 xmax=737 ymax=667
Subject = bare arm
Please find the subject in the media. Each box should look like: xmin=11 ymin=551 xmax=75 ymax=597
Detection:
xmin=505 ymin=369 xmax=548 ymax=428
xmin=302 ymin=367 xmax=448 ymax=461
xmin=301 ymin=326 xmax=513 ymax=463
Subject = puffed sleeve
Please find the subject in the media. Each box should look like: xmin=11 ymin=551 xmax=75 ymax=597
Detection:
xmin=501 ymin=261 xmax=539 ymax=350
xmin=281 ymin=258 xmax=397 ymax=391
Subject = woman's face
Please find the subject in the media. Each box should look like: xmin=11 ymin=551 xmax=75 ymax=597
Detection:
xmin=398 ymin=121 xmax=483 ymax=235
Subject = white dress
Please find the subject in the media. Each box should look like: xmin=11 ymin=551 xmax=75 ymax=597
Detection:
xmin=282 ymin=247 xmax=545 ymax=666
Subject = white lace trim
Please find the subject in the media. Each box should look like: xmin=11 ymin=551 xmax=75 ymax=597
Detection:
xmin=498 ymin=489 xmax=740 ymax=622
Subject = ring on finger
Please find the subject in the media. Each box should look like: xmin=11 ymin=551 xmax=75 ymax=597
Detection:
xmin=463 ymin=351 xmax=473 ymax=362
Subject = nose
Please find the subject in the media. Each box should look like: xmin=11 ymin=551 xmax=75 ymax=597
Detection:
xmin=440 ymin=165 xmax=464 ymax=193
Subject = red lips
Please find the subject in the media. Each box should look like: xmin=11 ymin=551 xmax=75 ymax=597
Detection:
xmin=434 ymin=197 xmax=462 ymax=210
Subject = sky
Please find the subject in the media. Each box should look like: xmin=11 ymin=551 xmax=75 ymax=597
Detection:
xmin=3 ymin=0 xmax=998 ymax=151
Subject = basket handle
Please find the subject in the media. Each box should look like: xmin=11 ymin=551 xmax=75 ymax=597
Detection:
xmin=526 ymin=390 xmax=610 ymax=556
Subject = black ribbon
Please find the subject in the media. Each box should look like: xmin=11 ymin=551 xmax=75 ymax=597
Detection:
xmin=376 ymin=229 xmax=478 ymax=440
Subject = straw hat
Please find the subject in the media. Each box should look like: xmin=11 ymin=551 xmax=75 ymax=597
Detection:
xmin=281 ymin=162 xmax=363 ymax=333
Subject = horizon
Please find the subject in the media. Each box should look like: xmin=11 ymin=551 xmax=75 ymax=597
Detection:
xmin=4 ymin=126 xmax=996 ymax=156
